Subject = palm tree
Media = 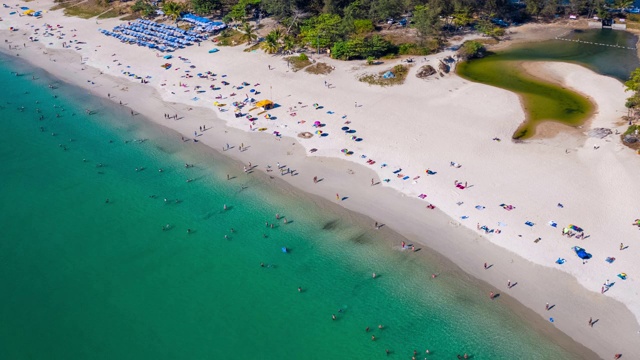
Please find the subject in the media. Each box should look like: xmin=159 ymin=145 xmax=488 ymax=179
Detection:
xmin=162 ymin=1 xmax=183 ymax=21
xmin=262 ymin=33 xmax=279 ymax=54
xmin=240 ymin=22 xmax=257 ymax=44
xmin=613 ymin=0 xmax=634 ymax=11
xmin=270 ymin=27 xmax=283 ymax=42
xmin=282 ymin=35 xmax=295 ymax=54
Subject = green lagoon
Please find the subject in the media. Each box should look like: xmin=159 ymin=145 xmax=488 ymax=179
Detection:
xmin=457 ymin=29 xmax=639 ymax=139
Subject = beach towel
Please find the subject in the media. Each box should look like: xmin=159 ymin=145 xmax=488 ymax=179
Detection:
xmin=618 ymin=273 xmax=627 ymax=280
xmin=525 ymin=221 xmax=535 ymax=226
xmin=556 ymin=258 xmax=565 ymax=265
xmin=402 ymin=176 xmax=410 ymax=180
xmin=475 ymin=205 xmax=485 ymax=210
xmin=549 ymin=221 xmax=558 ymax=228
xmin=418 ymin=194 xmax=427 ymax=199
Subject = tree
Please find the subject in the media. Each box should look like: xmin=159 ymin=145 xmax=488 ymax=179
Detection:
xmin=369 ymin=0 xmax=403 ymax=23
xmin=523 ymin=0 xmax=561 ymax=19
xmin=625 ymin=67 xmax=640 ymax=115
xmin=191 ymin=0 xmax=220 ymax=15
xmin=240 ymin=22 xmax=258 ymax=44
xmin=262 ymin=0 xmax=294 ymax=19
xmin=413 ymin=5 xmax=441 ymax=45
xmin=343 ymin=0 xmax=369 ymax=20
xmin=262 ymin=32 xmax=280 ymax=53
xmin=162 ymin=1 xmax=184 ymax=21
xmin=353 ymin=19 xmax=375 ymax=34
xmin=457 ymin=40 xmax=485 ymax=60
xmin=300 ymin=14 xmax=344 ymax=50
xmin=613 ymin=0 xmax=634 ymax=12
xmin=624 ymin=68 xmax=640 ymax=93
xmin=261 ymin=28 xmax=284 ymax=53
xmin=227 ymin=2 xmax=248 ymax=23
xmin=452 ymin=6 xmax=473 ymax=28
xmin=282 ymin=35 xmax=296 ymax=54
xmin=331 ymin=35 xmax=392 ymax=60
xmin=525 ymin=0 xmax=547 ymax=19
xmin=132 ymin=0 xmax=156 ymax=17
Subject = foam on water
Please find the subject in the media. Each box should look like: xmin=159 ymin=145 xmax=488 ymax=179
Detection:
xmin=0 ymin=54 xmax=581 ymax=359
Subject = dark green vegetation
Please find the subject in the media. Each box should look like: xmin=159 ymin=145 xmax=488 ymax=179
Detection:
xmin=622 ymin=68 xmax=640 ymax=149
xmin=458 ymin=29 xmax=639 ymax=140
xmin=359 ymin=64 xmax=410 ymax=86
xmin=91 ymin=0 xmax=631 ymax=60
xmin=457 ymin=40 xmax=485 ymax=60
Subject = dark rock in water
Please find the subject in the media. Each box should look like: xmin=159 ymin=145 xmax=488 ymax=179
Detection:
xmin=588 ymin=128 xmax=612 ymax=139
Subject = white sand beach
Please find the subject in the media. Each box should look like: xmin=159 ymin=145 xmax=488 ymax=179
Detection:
xmin=2 ymin=2 xmax=640 ymax=358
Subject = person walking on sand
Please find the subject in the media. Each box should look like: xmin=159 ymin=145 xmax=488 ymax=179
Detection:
xmin=507 ymin=280 xmax=511 ymax=288
xmin=588 ymin=317 xmax=593 ymax=326
xmin=620 ymin=243 xmax=624 ymax=250
xmin=336 ymin=193 xmax=340 ymax=200
xmin=484 ymin=262 xmax=488 ymax=269
xmin=545 ymin=303 xmax=549 ymax=311
xmin=313 ymin=176 xmax=318 ymax=183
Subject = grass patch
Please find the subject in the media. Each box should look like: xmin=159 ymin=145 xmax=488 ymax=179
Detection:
xmin=623 ymin=124 xmax=640 ymax=135
xmin=97 ymin=8 xmax=121 ymax=19
xmin=625 ymin=14 xmax=640 ymax=30
xmin=476 ymin=37 xmax=500 ymax=46
xmin=621 ymin=124 xmax=640 ymax=150
xmin=58 ymin=0 xmax=113 ymax=19
xmin=120 ymin=13 xmax=139 ymax=21
xmin=305 ymin=62 xmax=334 ymax=75
xmin=359 ymin=64 xmax=411 ymax=86
xmin=285 ymin=54 xmax=312 ymax=72
xmin=215 ymin=29 xmax=245 ymax=46
xmin=243 ymin=42 xmax=261 ymax=52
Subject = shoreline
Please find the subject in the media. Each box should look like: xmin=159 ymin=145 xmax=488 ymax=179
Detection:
xmin=0 ymin=47 xmax=600 ymax=360
xmin=2 ymin=4 xmax=640 ymax=358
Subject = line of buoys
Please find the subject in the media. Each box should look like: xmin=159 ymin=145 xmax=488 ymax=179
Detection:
xmin=554 ymin=37 xmax=636 ymax=50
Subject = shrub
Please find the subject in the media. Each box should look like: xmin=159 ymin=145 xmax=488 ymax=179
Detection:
xmin=331 ymin=35 xmax=392 ymax=60
xmin=398 ymin=43 xmax=432 ymax=56
xmin=298 ymin=53 xmax=309 ymax=61
xmin=353 ymin=19 xmax=375 ymax=34
xmin=457 ymin=40 xmax=485 ymax=60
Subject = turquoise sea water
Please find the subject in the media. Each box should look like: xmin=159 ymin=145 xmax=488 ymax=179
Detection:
xmin=0 ymin=54 xmax=582 ymax=359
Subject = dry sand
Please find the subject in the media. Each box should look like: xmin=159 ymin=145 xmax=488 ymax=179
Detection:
xmin=2 ymin=3 xmax=640 ymax=358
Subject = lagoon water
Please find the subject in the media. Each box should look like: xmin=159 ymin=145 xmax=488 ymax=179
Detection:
xmin=0 ymin=54 xmax=582 ymax=359
xmin=457 ymin=29 xmax=639 ymax=139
